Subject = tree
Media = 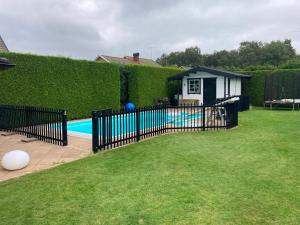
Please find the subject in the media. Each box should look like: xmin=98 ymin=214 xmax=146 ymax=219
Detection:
xmin=203 ymin=50 xmax=239 ymax=67
xmin=156 ymin=40 xmax=297 ymax=68
xmin=238 ymin=41 xmax=264 ymax=67
xmin=262 ymin=39 xmax=296 ymax=66
xmin=156 ymin=46 xmax=203 ymax=67
xmin=156 ymin=53 xmax=168 ymax=66
xmin=183 ymin=46 xmax=203 ymax=67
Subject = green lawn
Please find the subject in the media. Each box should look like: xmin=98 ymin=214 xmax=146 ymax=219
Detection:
xmin=0 ymin=109 xmax=300 ymax=225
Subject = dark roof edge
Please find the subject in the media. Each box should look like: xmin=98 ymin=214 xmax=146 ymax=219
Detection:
xmin=168 ymin=66 xmax=251 ymax=81
xmin=0 ymin=63 xmax=15 ymax=70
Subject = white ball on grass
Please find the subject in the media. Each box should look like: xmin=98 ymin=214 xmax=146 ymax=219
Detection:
xmin=1 ymin=150 xmax=30 ymax=171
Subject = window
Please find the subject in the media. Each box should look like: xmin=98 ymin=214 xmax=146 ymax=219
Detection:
xmin=188 ymin=79 xmax=201 ymax=94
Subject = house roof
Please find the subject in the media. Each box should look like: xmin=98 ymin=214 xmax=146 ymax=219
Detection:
xmin=96 ymin=55 xmax=161 ymax=67
xmin=168 ymin=66 xmax=251 ymax=81
xmin=0 ymin=35 xmax=9 ymax=52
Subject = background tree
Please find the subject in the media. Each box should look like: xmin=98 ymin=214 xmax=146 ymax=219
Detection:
xmin=156 ymin=53 xmax=168 ymax=66
xmin=238 ymin=41 xmax=264 ymax=67
xmin=156 ymin=46 xmax=203 ymax=67
xmin=262 ymin=40 xmax=296 ymax=66
xmin=183 ymin=46 xmax=203 ymax=67
xmin=156 ymin=39 xmax=297 ymax=69
xmin=203 ymin=50 xmax=239 ymax=67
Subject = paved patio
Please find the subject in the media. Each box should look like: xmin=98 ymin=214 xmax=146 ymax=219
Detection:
xmin=0 ymin=133 xmax=91 ymax=181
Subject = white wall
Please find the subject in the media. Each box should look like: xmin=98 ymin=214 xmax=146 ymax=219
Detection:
xmin=179 ymin=72 xmax=242 ymax=104
xmin=227 ymin=78 xmax=242 ymax=96
xmin=182 ymin=72 xmax=218 ymax=103
xmin=216 ymin=76 xmax=225 ymax=98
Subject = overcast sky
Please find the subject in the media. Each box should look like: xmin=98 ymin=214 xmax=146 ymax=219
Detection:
xmin=1 ymin=0 xmax=300 ymax=60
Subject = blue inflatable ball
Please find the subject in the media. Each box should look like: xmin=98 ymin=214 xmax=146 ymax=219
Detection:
xmin=125 ymin=102 xmax=135 ymax=111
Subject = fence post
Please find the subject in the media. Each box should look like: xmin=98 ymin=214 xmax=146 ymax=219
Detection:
xmin=102 ymin=110 xmax=106 ymax=149
xmin=136 ymin=108 xmax=140 ymax=142
xmin=225 ymin=103 xmax=231 ymax=129
xmin=224 ymin=102 xmax=239 ymax=129
xmin=164 ymin=104 xmax=167 ymax=132
xmin=62 ymin=110 xmax=68 ymax=146
xmin=235 ymin=102 xmax=239 ymax=127
xmin=108 ymin=109 xmax=113 ymax=148
xmin=202 ymin=105 xmax=205 ymax=131
xmin=92 ymin=111 xmax=99 ymax=153
xmin=25 ymin=106 xmax=30 ymax=137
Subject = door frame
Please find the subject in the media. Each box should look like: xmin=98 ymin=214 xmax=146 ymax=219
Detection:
xmin=203 ymin=78 xmax=217 ymax=105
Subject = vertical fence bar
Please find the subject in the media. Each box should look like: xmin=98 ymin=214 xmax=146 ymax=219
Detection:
xmin=127 ymin=109 xmax=130 ymax=143
xmin=101 ymin=110 xmax=107 ymax=149
xmin=125 ymin=109 xmax=128 ymax=144
xmin=92 ymin=111 xmax=99 ymax=152
xmin=112 ymin=110 xmax=115 ymax=148
xmin=109 ymin=109 xmax=112 ymax=149
xmin=235 ymin=102 xmax=238 ymax=127
xmin=62 ymin=110 xmax=68 ymax=146
xmin=202 ymin=105 xmax=205 ymax=131
xmin=136 ymin=108 xmax=140 ymax=142
xmin=122 ymin=110 xmax=124 ymax=145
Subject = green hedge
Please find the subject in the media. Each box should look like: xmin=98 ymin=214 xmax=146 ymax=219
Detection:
xmin=125 ymin=65 xmax=182 ymax=106
xmin=241 ymin=69 xmax=300 ymax=106
xmin=0 ymin=52 xmax=120 ymax=119
xmin=241 ymin=70 xmax=273 ymax=106
xmin=264 ymin=70 xmax=300 ymax=100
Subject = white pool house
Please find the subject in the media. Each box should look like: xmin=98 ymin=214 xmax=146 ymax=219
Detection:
xmin=168 ymin=67 xmax=251 ymax=105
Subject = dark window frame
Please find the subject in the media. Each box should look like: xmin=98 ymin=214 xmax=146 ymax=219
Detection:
xmin=228 ymin=78 xmax=231 ymax=96
xmin=187 ymin=78 xmax=201 ymax=94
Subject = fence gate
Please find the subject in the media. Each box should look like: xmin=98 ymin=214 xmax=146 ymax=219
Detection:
xmin=92 ymin=102 xmax=238 ymax=153
xmin=0 ymin=105 xmax=68 ymax=146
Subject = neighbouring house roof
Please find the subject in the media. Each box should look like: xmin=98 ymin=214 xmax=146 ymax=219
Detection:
xmin=95 ymin=54 xmax=161 ymax=67
xmin=168 ymin=66 xmax=251 ymax=81
xmin=0 ymin=35 xmax=9 ymax=52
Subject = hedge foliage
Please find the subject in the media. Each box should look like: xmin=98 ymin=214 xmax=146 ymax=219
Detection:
xmin=125 ymin=65 xmax=182 ymax=106
xmin=6 ymin=51 xmax=299 ymax=114
xmin=264 ymin=70 xmax=300 ymax=100
xmin=241 ymin=70 xmax=273 ymax=106
xmin=242 ymin=69 xmax=300 ymax=106
xmin=0 ymin=52 xmax=120 ymax=119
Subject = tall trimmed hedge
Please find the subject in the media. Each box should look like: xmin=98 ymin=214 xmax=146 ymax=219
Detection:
xmin=264 ymin=71 xmax=300 ymax=101
xmin=241 ymin=70 xmax=273 ymax=106
xmin=0 ymin=52 xmax=120 ymax=119
xmin=125 ymin=65 xmax=182 ymax=106
xmin=242 ymin=69 xmax=300 ymax=106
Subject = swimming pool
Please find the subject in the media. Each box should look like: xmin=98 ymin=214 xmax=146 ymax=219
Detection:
xmin=68 ymin=111 xmax=203 ymax=136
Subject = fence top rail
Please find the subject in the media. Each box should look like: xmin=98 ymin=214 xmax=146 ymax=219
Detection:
xmin=92 ymin=102 xmax=238 ymax=117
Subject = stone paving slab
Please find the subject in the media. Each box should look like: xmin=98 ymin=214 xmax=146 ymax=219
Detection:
xmin=0 ymin=133 xmax=92 ymax=181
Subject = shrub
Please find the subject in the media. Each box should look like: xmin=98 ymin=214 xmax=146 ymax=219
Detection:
xmin=125 ymin=65 xmax=182 ymax=106
xmin=0 ymin=52 xmax=120 ymax=119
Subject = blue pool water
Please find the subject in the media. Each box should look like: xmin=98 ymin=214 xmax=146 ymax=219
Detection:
xmin=68 ymin=111 xmax=202 ymax=136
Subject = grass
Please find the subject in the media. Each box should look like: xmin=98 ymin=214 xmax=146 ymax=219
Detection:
xmin=0 ymin=108 xmax=300 ymax=225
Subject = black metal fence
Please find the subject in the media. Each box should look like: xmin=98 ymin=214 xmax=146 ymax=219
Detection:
xmin=92 ymin=102 xmax=238 ymax=152
xmin=0 ymin=105 xmax=68 ymax=146
xmin=216 ymin=95 xmax=250 ymax=112
xmin=237 ymin=95 xmax=250 ymax=111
